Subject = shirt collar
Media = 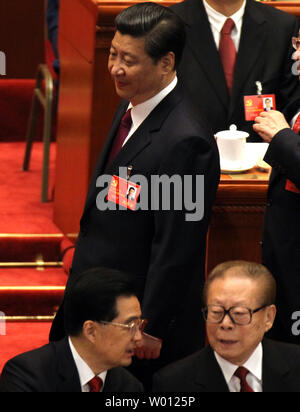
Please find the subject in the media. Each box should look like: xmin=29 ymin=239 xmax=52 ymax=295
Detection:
xmin=68 ymin=337 xmax=107 ymax=391
xmin=128 ymin=76 xmax=178 ymax=131
xmin=214 ymin=342 xmax=263 ymax=384
xmin=203 ymin=0 xmax=246 ymax=33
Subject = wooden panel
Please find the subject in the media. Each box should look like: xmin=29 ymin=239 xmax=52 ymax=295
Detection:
xmin=207 ymin=172 xmax=270 ymax=273
xmin=53 ymin=36 xmax=93 ymax=236
xmin=0 ymin=0 xmax=45 ymax=78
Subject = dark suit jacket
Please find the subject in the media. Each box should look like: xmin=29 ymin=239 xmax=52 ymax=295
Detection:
xmin=171 ymin=0 xmax=300 ymax=141
xmin=0 ymin=338 xmax=143 ymax=392
xmin=50 ymin=84 xmax=220 ymax=365
xmin=262 ymin=100 xmax=300 ymax=344
xmin=153 ymin=339 xmax=300 ymax=392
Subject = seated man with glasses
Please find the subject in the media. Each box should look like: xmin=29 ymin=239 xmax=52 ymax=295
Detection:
xmin=153 ymin=261 xmax=300 ymax=392
xmin=0 ymin=268 xmax=144 ymax=392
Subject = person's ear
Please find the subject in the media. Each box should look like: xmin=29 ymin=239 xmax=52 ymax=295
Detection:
xmin=160 ymin=52 xmax=175 ymax=74
xmin=82 ymin=320 xmax=98 ymax=344
xmin=264 ymin=305 xmax=277 ymax=332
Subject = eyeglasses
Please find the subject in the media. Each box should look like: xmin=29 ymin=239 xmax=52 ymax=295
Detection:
xmin=99 ymin=318 xmax=147 ymax=335
xmin=202 ymin=304 xmax=268 ymax=326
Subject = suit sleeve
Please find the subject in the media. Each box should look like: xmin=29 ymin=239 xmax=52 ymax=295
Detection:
xmin=264 ymin=128 xmax=300 ymax=188
xmin=152 ymin=371 xmax=167 ymax=392
xmin=0 ymin=359 xmax=38 ymax=392
xmin=141 ymin=135 xmax=220 ymax=339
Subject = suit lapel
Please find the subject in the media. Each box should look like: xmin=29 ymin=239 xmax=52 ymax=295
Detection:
xmin=103 ymin=368 xmax=125 ymax=392
xmin=182 ymin=0 xmax=229 ymax=110
xmin=108 ymin=85 xmax=183 ymax=169
xmin=194 ymin=346 xmax=230 ymax=392
xmin=82 ymin=101 xmax=129 ymax=215
xmin=96 ymin=101 xmax=129 ymax=175
xmin=55 ymin=338 xmax=82 ymax=392
xmin=229 ymin=0 xmax=267 ymax=117
xmin=262 ymin=339 xmax=291 ymax=392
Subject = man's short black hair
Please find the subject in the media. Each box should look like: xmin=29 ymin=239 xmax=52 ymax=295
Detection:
xmin=115 ymin=2 xmax=186 ymax=69
xmin=64 ymin=267 xmax=137 ymax=336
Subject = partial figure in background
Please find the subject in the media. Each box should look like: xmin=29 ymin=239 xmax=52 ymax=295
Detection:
xmin=171 ymin=0 xmax=300 ymax=141
xmin=46 ymin=0 xmax=60 ymax=75
xmin=253 ymin=31 xmax=300 ymax=344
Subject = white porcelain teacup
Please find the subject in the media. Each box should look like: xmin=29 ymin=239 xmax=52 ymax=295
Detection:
xmin=215 ymin=125 xmax=249 ymax=170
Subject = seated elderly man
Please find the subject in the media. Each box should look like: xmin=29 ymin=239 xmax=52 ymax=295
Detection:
xmin=153 ymin=261 xmax=300 ymax=392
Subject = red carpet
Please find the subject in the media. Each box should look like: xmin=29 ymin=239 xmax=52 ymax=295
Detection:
xmin=0 ymin=268 xmax=66 ymax=315
xmin=0 ymin=79 xmax=44 ymax=142
xmin=0 ymin=322 xmax=52 ymax=374
xmin=0 ymin=142 xmax=57 ymax=233
xmin=0 ymin=139 xmax=71 ymax=373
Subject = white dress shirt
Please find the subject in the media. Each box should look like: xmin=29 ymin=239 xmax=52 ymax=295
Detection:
xmin=122 ymin=76 xmax=178 ymax=146
xmin=68 ymin=337 xmax=107 ymax=392
xmin=203 ymin=0 xmax=246 ymax=51
xmin=214 ymin=343 xmax=263 ymax=392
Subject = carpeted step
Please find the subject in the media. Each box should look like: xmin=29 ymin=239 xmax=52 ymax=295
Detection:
xmin=0 ymin=268 xmax=67 ymax=316
xmin=0 ymin=321 xmax=52 ymax=374
xmin=0 ymin=234 xmax=63 ymax=262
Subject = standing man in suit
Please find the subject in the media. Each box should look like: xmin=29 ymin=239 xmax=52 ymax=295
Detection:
xmin=153 ymin=261 xmax=300 ymax=392
xmin=253 ymin=35 xmax=300 ymax=345
xmin=50 ymin=2 xmax=220 ymax=385
xmin=0 ymin=268 xmax=144 ymax=392
xmin=171 ymin=0 xmax=300 ymax=141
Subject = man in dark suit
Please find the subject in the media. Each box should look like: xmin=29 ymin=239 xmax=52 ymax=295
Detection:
xmin=171 ymin=0 xmax=300 ymax=141
xmin=50 ymin=1 xmax=220 ymax=381
xmin=153 ymin=261 xmax=300 ymax=392
xmin=0 ymin=268 xmax=144 ymax=392
xmin=253 ymin=44 xmax=300 ymax=345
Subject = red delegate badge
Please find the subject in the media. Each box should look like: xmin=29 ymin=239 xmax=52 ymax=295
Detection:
xmin=244 ymin=94 xmax=276 ymax=121
xmin=286 ymin=179 xmax=300 ymax=194
xmin=107 ymin=175 xmax=141 ymax=211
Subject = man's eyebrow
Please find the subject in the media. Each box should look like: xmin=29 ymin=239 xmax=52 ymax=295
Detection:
xmin=110 ymin=44 xmax=137 ymax=60
xmin=124 ymin=315 xmax=141 ymax=324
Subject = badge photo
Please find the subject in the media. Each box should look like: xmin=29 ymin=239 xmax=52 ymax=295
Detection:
xmin=244 ymin=94 xmax=276 ymax=121
xmin=107 ymin=175 xmax=141 ymax=211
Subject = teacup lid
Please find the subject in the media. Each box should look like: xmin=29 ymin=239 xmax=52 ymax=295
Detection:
xmin=215 ymin=124 xmax=249 ymax=140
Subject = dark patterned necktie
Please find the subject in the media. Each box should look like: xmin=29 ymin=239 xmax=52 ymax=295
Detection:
xmin=234 ymin=367 xmax=254 ymax=392
xmin=219 ymin=18 xmax=237 ymax=95
xmin=88 ymin=376 xmax=103 ymax=393
xmin=106 ymin=109 xmax=132 ymax=166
